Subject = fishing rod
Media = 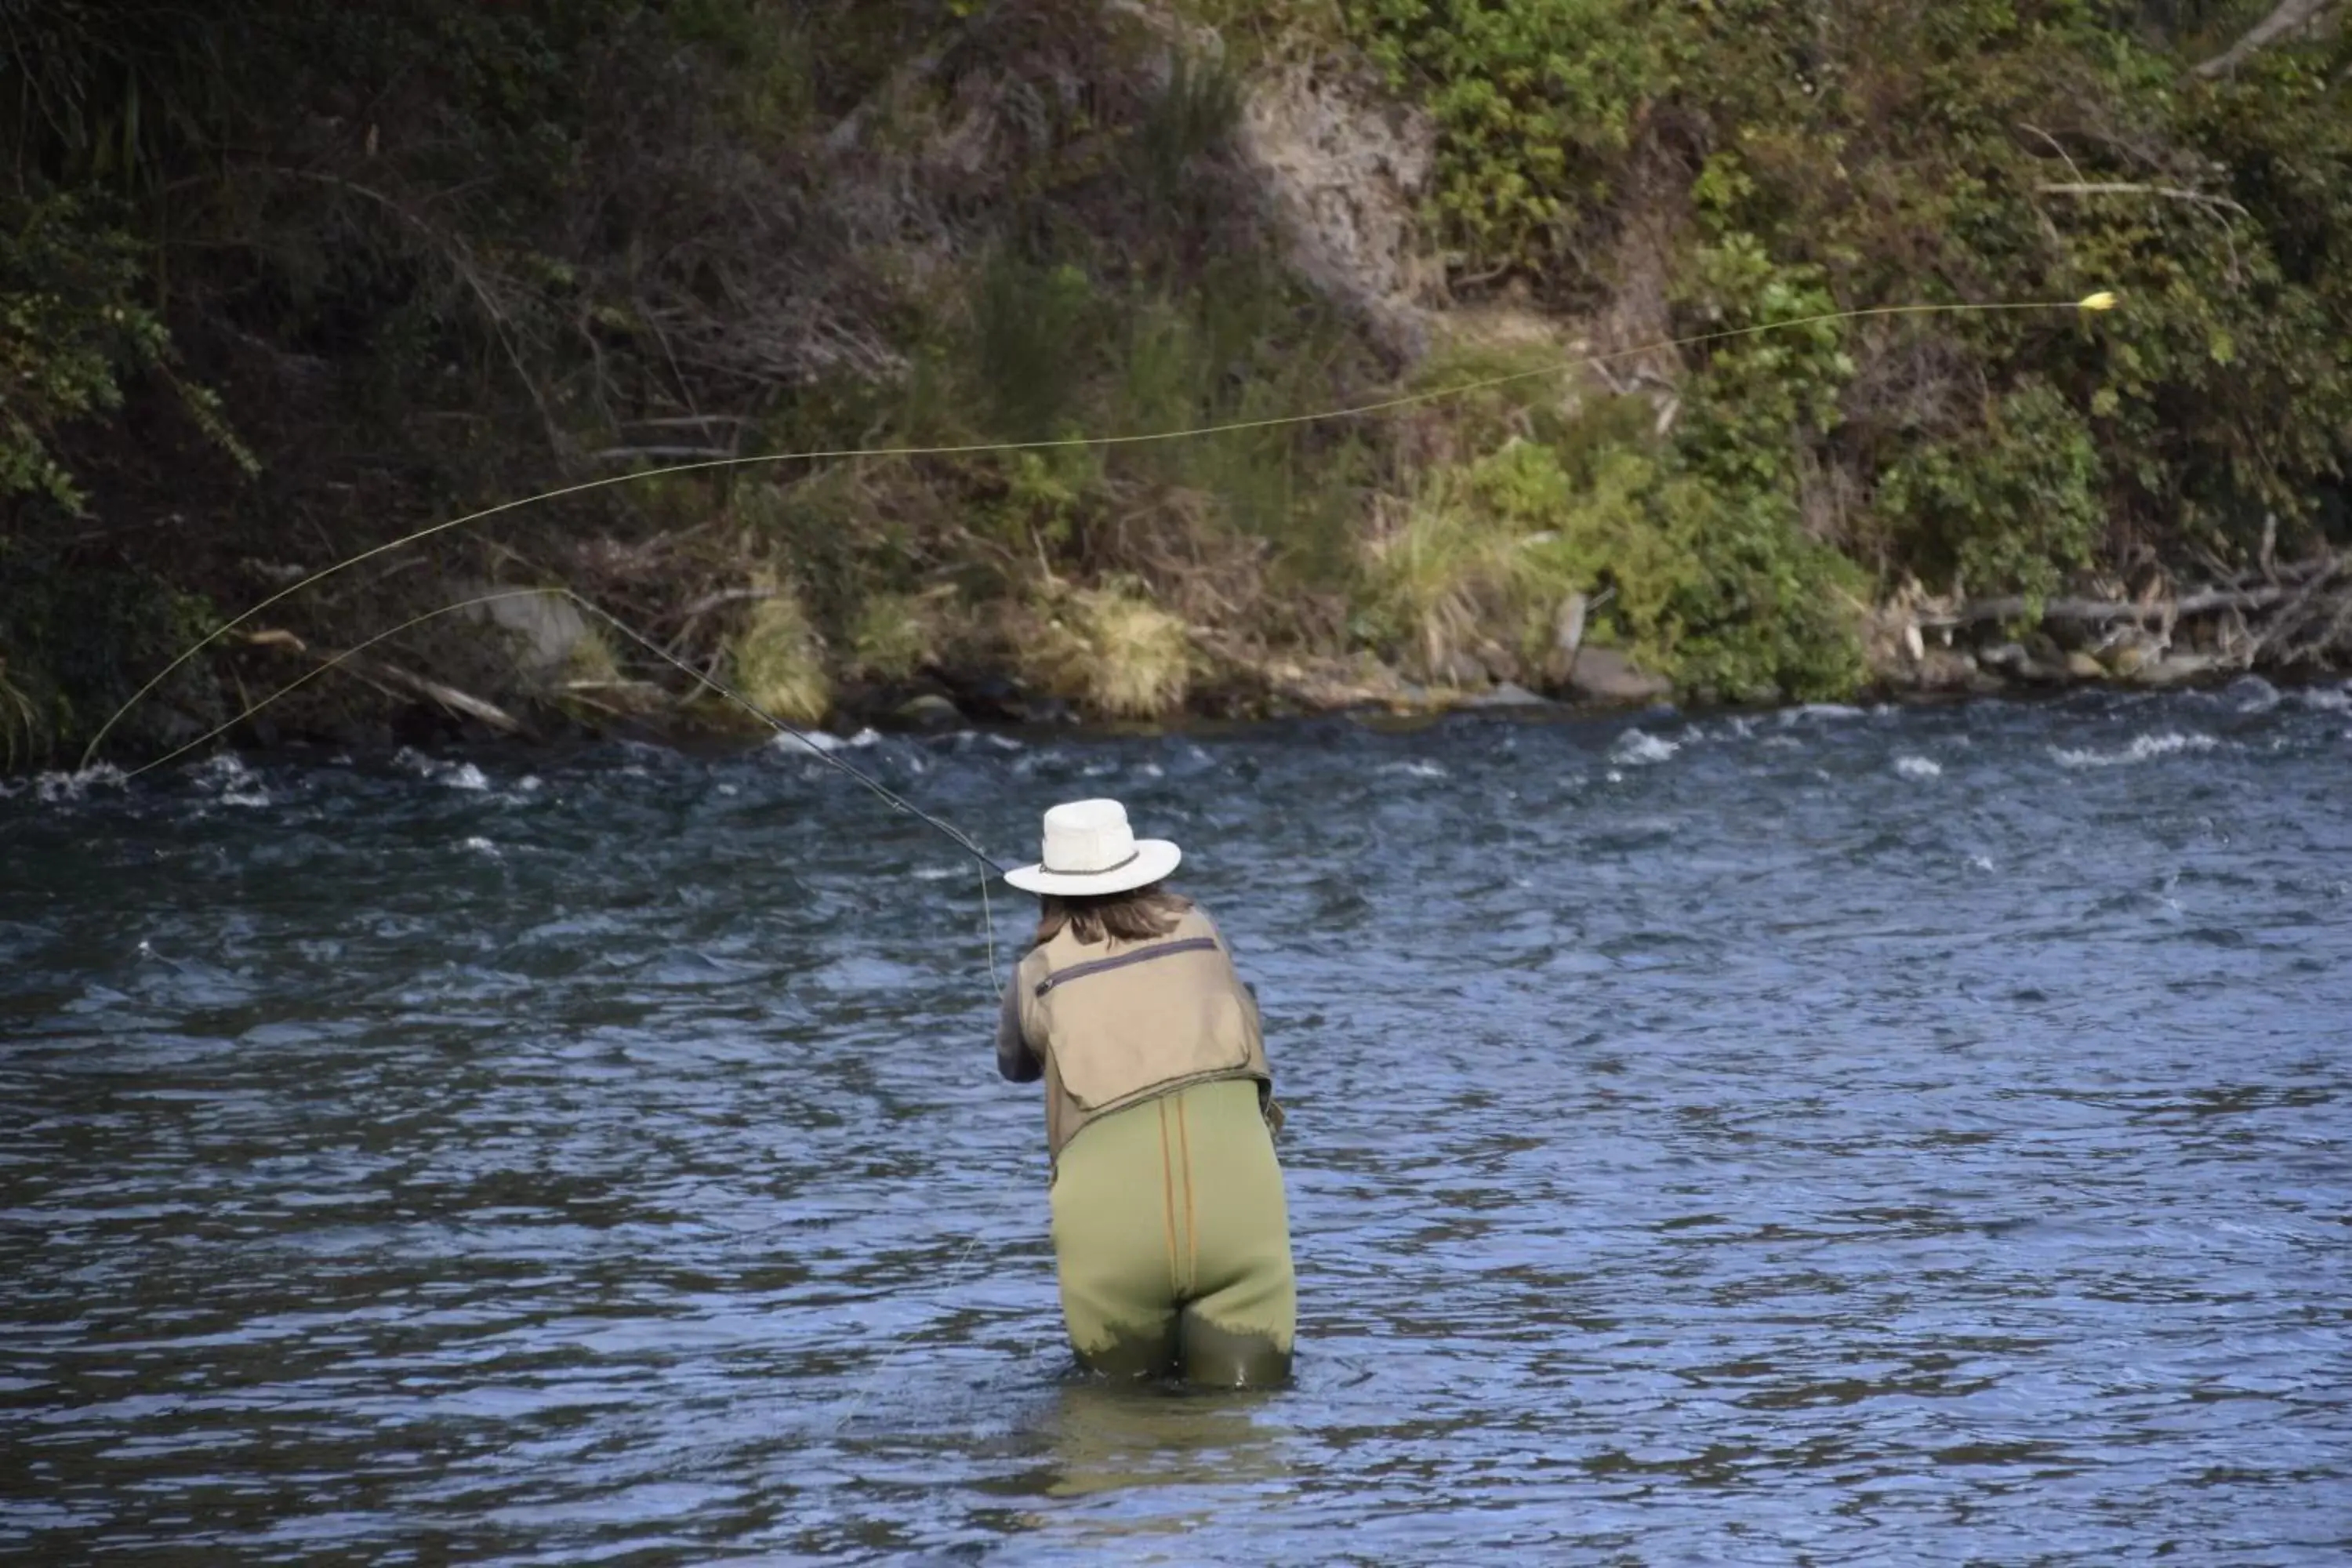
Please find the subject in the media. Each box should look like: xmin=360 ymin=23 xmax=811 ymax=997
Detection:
xmin=77 ymin=290 xmax=2121 ymax=778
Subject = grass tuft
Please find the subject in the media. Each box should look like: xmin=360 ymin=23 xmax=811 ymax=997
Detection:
xmin=1029 ymin=579 xmax=1193 ymax=719
xmin=0 ymin=657 xmax=42 ymax=771
xmin=726 ymin=576 xmax=832 ymax=726
xmin=847 ymin=591 xmax=935 ymax=682
xmin=1358 ymin=458 xmax=1584 ymax=684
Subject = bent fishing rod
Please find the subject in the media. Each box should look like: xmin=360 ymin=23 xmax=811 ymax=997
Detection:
xmin=83 ymin=287 xmax=2123 ymax=866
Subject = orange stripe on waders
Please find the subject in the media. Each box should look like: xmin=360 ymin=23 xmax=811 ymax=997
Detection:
xmin=1157 ymin=1099 xmax=1180 ymax=1294
xmin=1176 ymin=1095 xmax=1198 ymax=1294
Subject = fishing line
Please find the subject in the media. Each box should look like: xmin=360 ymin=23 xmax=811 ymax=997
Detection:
xmin=85 ymin=298 xmax=2132 ymax=1400
xmin=829 ymin=1224 xmax=1002 ymax=1432
xmin=78 ymin=291 xmax=2120 ymax=771
xmin=137 ymin=582 xmax=1014 ymax=995
xmin=132 ymin=584 xmax=1007 ymax=874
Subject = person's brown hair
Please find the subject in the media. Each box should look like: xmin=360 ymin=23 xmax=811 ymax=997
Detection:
xmin=1034 ymin=881 xmax=1192 ymax=946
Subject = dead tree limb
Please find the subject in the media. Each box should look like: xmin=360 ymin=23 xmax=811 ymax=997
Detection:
xmin=363 ymin=661 xmax=524 ymax=733
xmin=2035 ymin=181 xmax=2250 ymax=218
xmin=2193 ymin=0 xmax=2343 ymax=78
xmin=1919 ymin=585 xmax=2292 ymax=629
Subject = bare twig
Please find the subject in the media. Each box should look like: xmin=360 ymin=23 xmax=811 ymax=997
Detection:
xmin=590 ymin=445 xmax=739 ymax=462
xmin=2017 ymin=123 xmax=2089 ymax=184
xmin=672 ymin=586 xmax=779 ymax=623
xmin=267 ymin=166 xmax=559 ymax=437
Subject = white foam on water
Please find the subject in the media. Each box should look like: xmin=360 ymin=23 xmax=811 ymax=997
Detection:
xmin=190 ymin=753 xmax=256 ymax=788
xmin=1604 ymin=768 xmax=1625 ymax=783
xmin=2295 ymin=684 xmax=2350 ymax=713
xmin=2227 ymin=676 xmax=2281 ymax=713
xmin=716 ymin=782 xmax=740 ymax=797
xmin=1894 ymin=754 xmax=1943 ymax=779
xmin=2050 ymin=731 xmax=2219 ymax=769
xmin=392 ymin=746 xmax=492 ymax=790
xmin=462 ymin=837 xmax=499 ymax=855
xmin=1968 ymin=854 xmax=1996 ymax=872
xmin=911 ymin=866 xmax=959 ymax=881
xmin=1379 ymin=760 xmax=1449 ymax=779
xmin=1610 ymin=729 xmax=1680 ymax=765
xmin=31 ymin=764 xmax=129 ymax=803
xmin=1780 ymin=702 xmax=1867 ymax=724
xmin=770 ymin=727 xmax=880 ymax=757
xmin=180 ymin=754 xmax=271 ymax=808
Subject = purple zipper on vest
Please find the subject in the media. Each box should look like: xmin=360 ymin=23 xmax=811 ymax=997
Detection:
xmin=1034 ymin=936 xmax=1219 ymax=997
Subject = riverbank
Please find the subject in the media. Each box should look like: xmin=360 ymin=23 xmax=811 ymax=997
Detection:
xmin=5 ymin=2 xmax=2346 ymax=773
xmin=58 ymin=546 xmax=2328 ymax=771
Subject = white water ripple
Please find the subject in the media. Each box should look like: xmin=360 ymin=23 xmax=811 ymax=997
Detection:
xmin=2051 ymin=731 xmax=2220 ymax=769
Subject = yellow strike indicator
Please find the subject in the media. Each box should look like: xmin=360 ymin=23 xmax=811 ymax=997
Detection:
xmin=2079 ymin=291 xmax=2118 ymax=311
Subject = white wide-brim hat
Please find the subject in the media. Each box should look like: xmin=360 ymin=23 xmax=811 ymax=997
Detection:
xmin=1004 ymin=797 xmax=1181 ymax=897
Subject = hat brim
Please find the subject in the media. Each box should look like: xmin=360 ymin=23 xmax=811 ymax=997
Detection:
xmin=1004 ymin=839 xmax=1181 ymax=897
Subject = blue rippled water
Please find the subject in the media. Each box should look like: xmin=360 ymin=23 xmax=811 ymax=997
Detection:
xmin=3 ymin=681 xmax=2349 ymax=1563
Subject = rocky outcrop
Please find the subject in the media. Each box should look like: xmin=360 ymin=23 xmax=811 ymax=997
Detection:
xmin=1232 ymin=58 xmax=1440 ymax=361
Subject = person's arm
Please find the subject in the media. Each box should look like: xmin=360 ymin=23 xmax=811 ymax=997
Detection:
xmin=995 ymin=974 xmax=1043 ymax=1082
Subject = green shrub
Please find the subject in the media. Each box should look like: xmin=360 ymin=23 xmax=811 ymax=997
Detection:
xmin=0 ymin=194 xmax=174 ymax=512
xmin=847 ymin=592 xmax=935 ymax=682
xmin=1348 ymin=0 xmax=2352 ymax=613
xmin=1876 ymin=380 xmax=2105 ymax=601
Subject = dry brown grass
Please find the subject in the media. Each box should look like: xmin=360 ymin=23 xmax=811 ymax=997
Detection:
xmin=725 ymin=575 xmax=831 ymax=725
xmin=1024 ymin=577 xmax=1193 ymax=719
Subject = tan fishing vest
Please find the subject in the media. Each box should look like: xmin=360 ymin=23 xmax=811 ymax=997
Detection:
xmin=1014 ymin=908 xmax=1273 ymax=1162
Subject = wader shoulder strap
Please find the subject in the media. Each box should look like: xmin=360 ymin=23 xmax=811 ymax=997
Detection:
xmin=1034 ymin=936 xmax=1219 ymax=997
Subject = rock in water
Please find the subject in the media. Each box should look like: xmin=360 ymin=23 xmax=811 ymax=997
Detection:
xmin=1459 ymin=681 xmax=1555 ymax=710
xmin=1566 ymin=648 xmax=1671 ymax=704
xmin=893 ymin=693 xmax=963 ymax=731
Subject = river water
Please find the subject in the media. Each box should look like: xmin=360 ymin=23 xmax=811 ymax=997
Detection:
xmin=4 ymin=684 xmax=2349 ymax=1564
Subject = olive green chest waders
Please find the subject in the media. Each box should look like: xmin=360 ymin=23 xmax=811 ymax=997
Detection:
xmin=1014 ymin=910 xmax=1296 ymax=1386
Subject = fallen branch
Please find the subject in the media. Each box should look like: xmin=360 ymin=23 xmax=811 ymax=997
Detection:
xmin=2035 ymin=181 xmax=2250 ymax=218
xmin=1918 ymin=583 xmax=2292 ymax=630
xmin=362 ymin=661 xmax=523 ymax=733
xmin=2193 ymin=0 xmax=2343 ymax=77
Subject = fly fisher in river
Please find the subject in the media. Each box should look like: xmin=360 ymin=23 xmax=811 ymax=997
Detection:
xmin=996 ymin=797 xmax=1297 ymax=1386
